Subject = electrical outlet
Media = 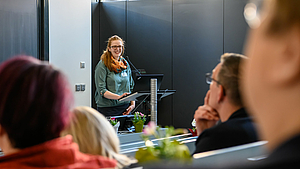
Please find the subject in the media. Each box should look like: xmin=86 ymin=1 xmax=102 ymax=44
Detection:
xmin=80 ymin=84 xmax=85 ymax=91
xmin=80 ymin=62 xmax=85 ymax=68
xmin=75 ymin=84 xmax=81 ymax=91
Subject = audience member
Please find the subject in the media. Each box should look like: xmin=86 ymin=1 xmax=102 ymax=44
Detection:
xmin=0 ymin=56 xmax=116 ymax=168
xmin=239 ymin=0 xmax=300 ymax=168
xmin=193 ymin=53 xmax=258 ymax=154
xmin=61 ymin=106 xmax=137 ymax=169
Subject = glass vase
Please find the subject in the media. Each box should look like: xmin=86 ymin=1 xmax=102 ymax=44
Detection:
xmin=113 ymin=121 xmax=120 ymax=133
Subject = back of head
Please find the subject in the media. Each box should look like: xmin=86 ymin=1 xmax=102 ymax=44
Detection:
xmin=62 ymin=106 xmax=136 ymax=168
xmin=0 ymin=55 xmax=73 ymax=149
xmin=218 ymin=53 xmax=247 ymax=107
xmin=62 ymin=106 xmax=119 ymax=156
xmin=241 ymin=0 xmax=300 ymax=152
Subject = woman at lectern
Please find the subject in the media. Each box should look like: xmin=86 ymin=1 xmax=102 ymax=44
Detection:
xmin=95 ymin=35 xmax=135 ymax=116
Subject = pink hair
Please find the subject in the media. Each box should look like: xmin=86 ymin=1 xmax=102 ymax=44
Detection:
xmin=0 ymin=55 xmax=74 ymax=148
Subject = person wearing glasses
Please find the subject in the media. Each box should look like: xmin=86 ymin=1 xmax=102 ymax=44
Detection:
xmin=239 ymin=0 xmax=300 ymax=168
xmin=95 ymin=35 xmax=135 ymax=116
xmin=193 ymin=53 xmax=258 ymax=154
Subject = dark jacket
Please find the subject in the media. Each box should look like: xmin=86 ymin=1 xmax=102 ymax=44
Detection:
xmin=194 ymin=108 xmax=259 ymax=154
xmin=238 ymin=134 xmax=300 ymax=168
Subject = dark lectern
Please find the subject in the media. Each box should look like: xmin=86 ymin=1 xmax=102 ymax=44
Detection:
xmin=119 ymin=74 xmax=175 ymax=126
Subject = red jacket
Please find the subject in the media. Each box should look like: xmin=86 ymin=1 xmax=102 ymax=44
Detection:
xmin=0 ymin=135 xmax=116 ymax=169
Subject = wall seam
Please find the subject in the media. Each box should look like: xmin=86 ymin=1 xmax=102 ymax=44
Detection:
xmin=171 ymin=0 xmax=174 ymax=126
xmin=223 ymin=0 xmax=225 ymax=53
xmin=125 ymin=0 xmax=128 ymax=46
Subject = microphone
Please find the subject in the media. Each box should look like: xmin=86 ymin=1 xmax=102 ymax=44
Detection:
xmin=125 ymin=56 xmax=142 ymax=80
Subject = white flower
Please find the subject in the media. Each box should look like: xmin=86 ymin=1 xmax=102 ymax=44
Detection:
xmin=192 ymin=119 xmax=196 ymax=127
xmin=145 ymin=140 xmax=154 ymax=147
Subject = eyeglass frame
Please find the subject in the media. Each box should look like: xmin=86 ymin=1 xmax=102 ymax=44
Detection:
xmin=205 ymin=73 xmax=222 ymax=85
xmin=110 ymin=45 xmax=123 ymax=50
xmin=205 ymin=73 xmax=226 ymax=96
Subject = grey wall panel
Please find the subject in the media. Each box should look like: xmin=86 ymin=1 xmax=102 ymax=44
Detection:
xmin=94 ymin=1 xmax=126 ymax=107
xmin=0 ymin=0 xmax=37 ymax=63
xmin=92 ymin=2 xmax=100 ymax=109
xmin=127 ymin=0 xmax=173 ymax=126
xmin=173 ymin=0 xmax=223 ymax=128
xmin=224 ymin=0 xmax=249 ymax=54
xmin=99 ymin=2 xmax=126 ymax=53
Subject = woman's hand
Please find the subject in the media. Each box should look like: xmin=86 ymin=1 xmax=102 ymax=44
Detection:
xmin=123 ymin=104 xmax=135 ymax=115
xmin=118 ymin=93 xmax=130 ymax=100
xmin=103 ymin=91 xmax=129 ymax=100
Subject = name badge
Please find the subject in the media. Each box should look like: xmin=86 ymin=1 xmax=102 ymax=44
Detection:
xmin=121 ymin=72 xmax=128 ymax=77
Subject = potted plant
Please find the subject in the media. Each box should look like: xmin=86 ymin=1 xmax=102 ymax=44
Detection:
xmin=109 ymin=117 xmax=120 ymax=133
xmin=132 ymin=112 xmax=146 ymax=132
xmin=135 ymin=122 xmax=191 ymax=164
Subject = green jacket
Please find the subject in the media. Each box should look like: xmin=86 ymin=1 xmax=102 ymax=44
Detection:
xmin=95 ymin=59 xmax=134 ymax=107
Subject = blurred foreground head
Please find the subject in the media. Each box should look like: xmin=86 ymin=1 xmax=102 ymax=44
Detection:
xmin=0 ymin=56 xmax=73 ymax=150
xmin=61 ymin=106 xmax=135 ymax=168
xmin=62 ymin=106 xmax=120 ymax=156
xmin=242 ymin=0 xmax=300 ymax=150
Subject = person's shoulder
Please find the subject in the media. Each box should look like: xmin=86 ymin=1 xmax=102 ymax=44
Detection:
xmin=75 ymin=153 xmax=117 ymax=168
xmin=221 ymin=115 xmax=253 ymax=129
xmin=96 ymin=60 xmax=105 ymax=66
xmin=206 ymin=121 xmax=236 ymax=133
xmin=95 ymin=60 xmax=107 ymax=70
xmin=199 ymin=120 xmax=249 ymax=140
xmin=95 ymin=155 xmax=117 ymax=168
xmin=195 ymin=124 xmax=227 ymax=143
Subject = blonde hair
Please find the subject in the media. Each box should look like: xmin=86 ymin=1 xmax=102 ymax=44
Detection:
xmin=61 ymin=106 xmax=135 ymax=168
xmin=100 ymin=35 xmax=125 ymax=72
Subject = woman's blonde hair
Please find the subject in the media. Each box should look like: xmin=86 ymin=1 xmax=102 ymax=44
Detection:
xmin=61 ymin=106 xmax=135 ymax=168
xmin=100 ymin=35 xmax=125 ymax=72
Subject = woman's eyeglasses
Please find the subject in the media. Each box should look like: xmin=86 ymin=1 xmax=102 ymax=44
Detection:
xmin=110 ymin=45 xmax=123 ymax=50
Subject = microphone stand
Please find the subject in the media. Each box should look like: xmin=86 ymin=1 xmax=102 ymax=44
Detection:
xmin=125 ymin=56 xmax=142 ymax=80
xmin=124 ymin=56 xmax=150 ymax=118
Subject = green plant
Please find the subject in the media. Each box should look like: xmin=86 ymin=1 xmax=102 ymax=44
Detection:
xmin=132 ymin=112 xmax=146 ymax=124
xmin=135 ymin=122 xmax=192 ymax=164
xmin=109 ymin=117 xmax=118 ymax=126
